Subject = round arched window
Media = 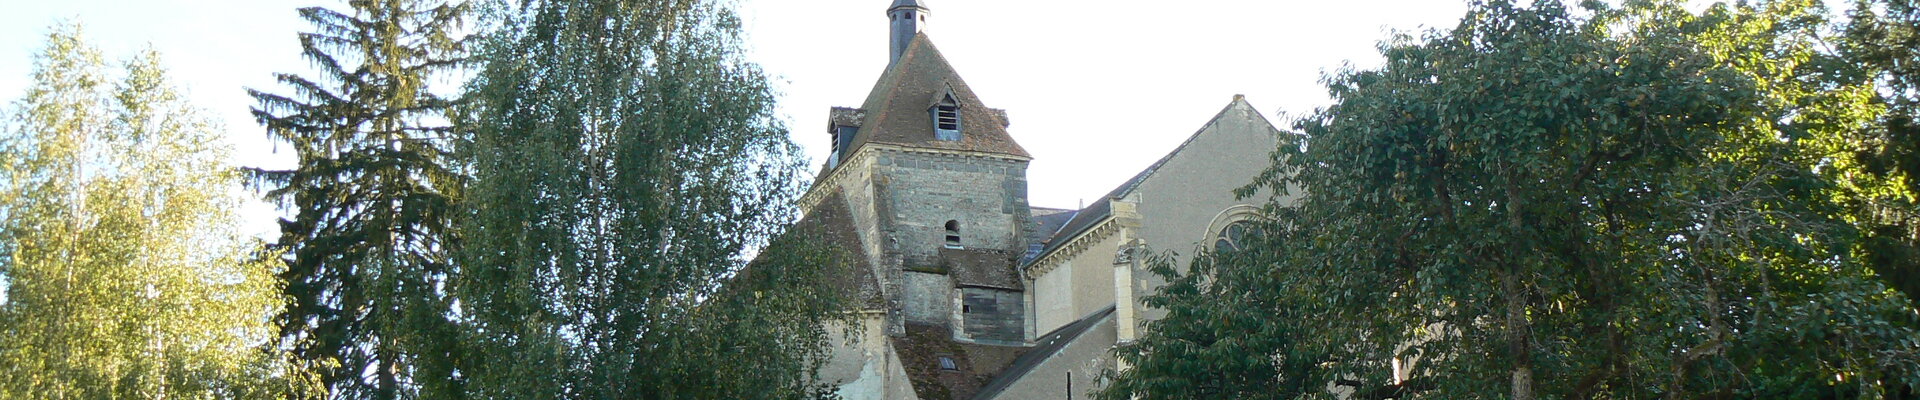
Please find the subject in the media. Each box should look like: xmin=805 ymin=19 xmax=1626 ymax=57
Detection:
xmin=1214 ymin=220 xmax=1256 ymax=253
xmin=944 ymin=220 xmax=961 ymax=248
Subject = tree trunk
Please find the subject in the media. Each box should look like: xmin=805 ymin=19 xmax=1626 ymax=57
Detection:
xmin=1504 ymin=181 xmax=1536 ymax=400
xmin=1504 ymin=268 xmax=1535 ymax=400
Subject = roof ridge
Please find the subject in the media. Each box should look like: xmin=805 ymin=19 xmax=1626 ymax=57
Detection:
xmin=1022 ymin=97 xmax=1277 ymax=267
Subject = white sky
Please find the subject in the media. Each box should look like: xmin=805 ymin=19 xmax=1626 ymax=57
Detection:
xmin=0 ymin=0 xmax=1480 ymax=238
xmin=739 ymin=0 xmax=1473 ymax=210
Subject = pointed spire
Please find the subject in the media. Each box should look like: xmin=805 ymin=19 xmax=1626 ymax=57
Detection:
xmin=887 ymin=0 xmax=930 ymax=65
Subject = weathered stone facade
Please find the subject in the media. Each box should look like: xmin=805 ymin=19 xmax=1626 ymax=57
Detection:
xmin=802 ymin=3 xmax=1283 ymax=399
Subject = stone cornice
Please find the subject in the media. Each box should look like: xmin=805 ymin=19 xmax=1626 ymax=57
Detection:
xmin=797 ymin=143 xmax=1032 ymax=212
xmin=1022 ymin=215 xmax=1120 ymax=277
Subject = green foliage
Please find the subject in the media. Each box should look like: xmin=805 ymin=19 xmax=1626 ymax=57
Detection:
xmin=453 ymin=0 xmax=850 ymax=397
xmin=1106 ymin=1 xmax=1920 ymax=398
xmin=1100 ymin=247 xmax=1318 ymax=400
xmin=246 ymin=0 xmax=472 ymax=398
xmin=1840 ymin=0 xmax=1920 ymax=306
xmin=0 ymin=23 xmax=318 ymax=399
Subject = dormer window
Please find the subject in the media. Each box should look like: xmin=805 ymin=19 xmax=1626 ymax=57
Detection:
xmin=930 ymin=92 xmax=961 ymax=141
xmin=944 ymin=220 xmax=962 ymax=248
xmin=828 ymin=125 xmax=857 ymax=169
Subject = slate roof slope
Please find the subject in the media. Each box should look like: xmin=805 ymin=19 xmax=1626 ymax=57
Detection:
xmin=970 ymin=305 xmax=1116 ymax=400
xmin=845 ymin=33 xmax=1028 ymax=160
xmin=1028 ymin=207 xmax=1076 ymax=241
xmin=775 ymin=191 xmax=884 ymax=308
xmin=1022 ymin=97 xmax=1276 ymax=267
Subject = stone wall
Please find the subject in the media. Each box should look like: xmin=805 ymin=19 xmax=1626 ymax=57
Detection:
xmin=874 ymin=150 xmax=1030 ymax=264
xmin=1028 ymin=231 xmax=1123 ymax=336
xmin=1032 ymin=261 xmax=1074 ymax=336
xmin=872 ymin=148 xmax=1031 ymax=337
xmin=1127 ymin=100 xmax=1283 ymax=324
xmin=902 ymin=271 xmax=952 ymax=324
xmin=818 ymin=312 xmax=921 ymax=400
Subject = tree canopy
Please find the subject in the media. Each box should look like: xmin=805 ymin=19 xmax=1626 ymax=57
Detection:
xmin=1105 ymin=1 xmax=1920 ymax=398
xmin=451 ymin=0 xmax=851 ymax=397
xmin=0 ymin=23 xmax=316 ymax=399
xmin=246 ymin=0 xmax=471 ymax=397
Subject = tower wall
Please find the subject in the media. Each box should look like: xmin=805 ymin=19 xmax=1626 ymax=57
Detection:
xmin=871 ymin=149 xmax=1029 ymax=330
xmin=876 ymin=151 xmax=1027 ymax=262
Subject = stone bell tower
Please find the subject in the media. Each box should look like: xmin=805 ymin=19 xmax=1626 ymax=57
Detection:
xmin=802 ymin=1 xmax=1041 ymax=397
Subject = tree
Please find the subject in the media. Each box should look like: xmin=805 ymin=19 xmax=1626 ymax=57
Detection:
xmin=1099 ymin=249 xmax=1321 ymax=400
xmin=0 ymin=23 xmax=317 ymax=399
xmin=1105 ymin=1 xmax=1920 ymax=398
xmin=246 ymin=0 xmax=471 ymax=398
xmin=453 ymin=0 xmax=849 ymax=397
xmin=1839 ymin=0 xmax=1920 ymax=306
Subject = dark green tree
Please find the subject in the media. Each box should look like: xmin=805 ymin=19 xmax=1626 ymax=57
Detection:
xmin=1840 ymin=0 xmax=1920 ymax=306
xmin=1105 ymin=1 xmax=1920 ymax=399
xmin=246 ymin=1 xmax=471 ymax=398
xmin=454 ymin=0 xmax=850 ymax=398
xmin=1099 ymin=248 xmax=1321 ymax=400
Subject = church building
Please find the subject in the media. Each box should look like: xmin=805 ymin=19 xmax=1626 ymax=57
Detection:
xmin=796 ymin=1 xmax=1286 ymax=398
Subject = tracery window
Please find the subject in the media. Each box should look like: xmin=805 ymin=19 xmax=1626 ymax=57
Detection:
xmin=1214 ymin=220 xmax=1257 ymax=253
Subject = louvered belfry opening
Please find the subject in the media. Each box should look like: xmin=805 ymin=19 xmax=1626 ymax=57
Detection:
xmin=932 ymin=93 xmax=961 ymax=140
xmin=936 ymin=103 xmax=958 ymax=130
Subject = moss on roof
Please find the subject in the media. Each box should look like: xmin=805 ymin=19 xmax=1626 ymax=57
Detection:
xmin=841 ymin=33 xmax=1029 ymax=161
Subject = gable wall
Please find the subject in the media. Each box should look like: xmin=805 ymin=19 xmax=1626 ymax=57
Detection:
xmin=1128 ymin=102 xmax=1286 ymax=323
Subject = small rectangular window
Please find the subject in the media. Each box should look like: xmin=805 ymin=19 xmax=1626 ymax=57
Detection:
xmin=938 ymin=356 xmax=958 ymax=371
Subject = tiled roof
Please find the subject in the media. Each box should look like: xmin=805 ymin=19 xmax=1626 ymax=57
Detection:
xmin=893 ymin=323 xmax=1027 ymax=400
xmin=840 ymin=33 xmax=1029 ymax=161
xmin=970 ymin=306 xmax=1116 ymax=400
xmin=784 ymin=190 xmax=884 ymax=308
xmin=1027 ymin=207 xmax=1076 ymax=245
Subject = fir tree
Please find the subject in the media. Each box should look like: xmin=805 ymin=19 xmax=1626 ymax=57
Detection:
xmin=247 ymin=0 xmax=471 ymax=398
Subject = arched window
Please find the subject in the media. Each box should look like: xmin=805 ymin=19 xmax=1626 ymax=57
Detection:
xmin=1204 ymin=205 xmax=1263 ymax=253
xmin=1214 ymin=220 xmax=1256 ymax=253
xmin=944 ymin=220 xmax=962 ymax=248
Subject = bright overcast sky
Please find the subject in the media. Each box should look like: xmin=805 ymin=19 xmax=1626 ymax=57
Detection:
xmin=3 ymin=0 xmax=1504 ymax=237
